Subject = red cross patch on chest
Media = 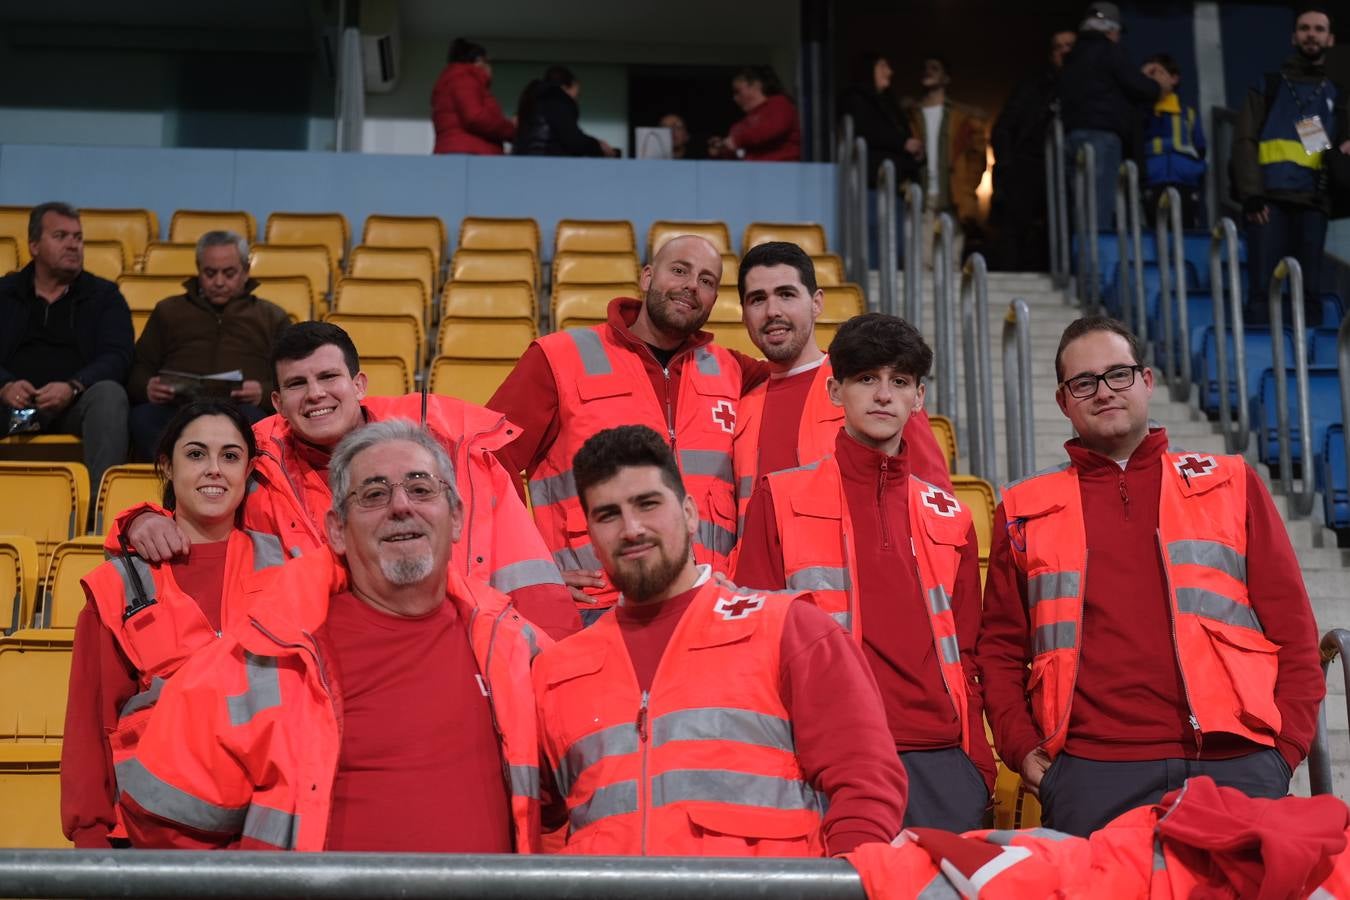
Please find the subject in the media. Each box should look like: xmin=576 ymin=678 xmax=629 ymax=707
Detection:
xmin=921 ymin=486 xmax=959 ymax=517
xmin=714 ymin=592 xmax=765 ymax=620
xmin=1174 ymin=454 xmax=1217 ymax=479
xmin=711 ymin=400 xmax=736 ymax=434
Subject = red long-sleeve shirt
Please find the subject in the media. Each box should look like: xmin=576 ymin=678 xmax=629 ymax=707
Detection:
xmin=431 ymin=62 xmax=515 ymax=155
xmin=977 ymin=428 xmax=1324 ymax=772
xmin=733 ymin=429 xmax=995 ymax=790
xmin=728 ymin=94 xmax=802 ymax=161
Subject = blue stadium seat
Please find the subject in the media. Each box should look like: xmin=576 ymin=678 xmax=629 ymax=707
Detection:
xmin=1320 ymin=292 xmax=1344 ymax=326
xmin=1180 ymin=230 xmax=1245 ymax=292
xmin=1196 ymin=326 xmax=1296 ymax=417
xmin=1311 ymin=328 xmax=1340 ymax=366
xmin=1256 ymin=365 xmax=1341 ymax=467
xmin=1321 ymin=424 xmax=1348 ymax=528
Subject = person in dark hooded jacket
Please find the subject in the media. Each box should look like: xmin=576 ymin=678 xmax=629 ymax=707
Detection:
xmin=514 ymin=66 xmax=615 ymax=158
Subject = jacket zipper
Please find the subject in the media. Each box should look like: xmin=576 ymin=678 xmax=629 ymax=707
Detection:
xmin=270 ymin=436 xmax=322 ymax=542
xmin=1118 ymin=473 xmax=1130 ymax=520
xmin=636 ymin=689 xmax=651 ymax=855
xmin=639 ymin=343 xmax=680 ymax=448
xmin=1156 ymin=528 xmax=1203 ymax=751
xmin=877 ymin=458 xmax=892 ymax=549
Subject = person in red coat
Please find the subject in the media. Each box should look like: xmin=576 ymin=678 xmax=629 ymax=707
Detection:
xmin=709 ymin=66 xmax=802 ymax=161
xmin=431 ymin=38 xmax=516 ymax=155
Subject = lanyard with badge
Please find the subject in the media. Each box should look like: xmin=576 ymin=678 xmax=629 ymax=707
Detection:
xmin=1283 ymin=75 xmax=1333 ymax=154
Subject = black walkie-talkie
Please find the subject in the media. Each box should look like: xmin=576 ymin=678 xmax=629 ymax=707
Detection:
xmin=117 ymin=533 xmax=157 ymax=621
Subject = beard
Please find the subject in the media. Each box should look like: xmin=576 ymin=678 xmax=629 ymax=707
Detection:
xmin=756 ymin=317 xmax=811 ymax=363
xmin=644 ymin=283 xmax=711 ymax=339
xmin=380 ymin=552 xmax=435 ymax=586
xmin=610 ymin=530 xmax=692 ymax=603
xmin=1298 ymin=39 xmax=1327 ymax=60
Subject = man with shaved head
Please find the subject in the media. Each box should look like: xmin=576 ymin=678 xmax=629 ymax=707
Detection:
xmin=490 ymin=234 xmax=769 ymax=622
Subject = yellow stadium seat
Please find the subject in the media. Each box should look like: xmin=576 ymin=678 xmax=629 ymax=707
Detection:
xmin=992 ymin=762 xmax=1042 ymax=829
xmin=0 ymin=435 xmax=84 ymax=466
xmin=719 ymin=253 xmax=738 ymax=286
xmin=437 ymin=320 xmax=538 ymax=359
xmin=334 ymin=278 xmax=429 ymax=332
xmin=705 ymin=323 xmax=762 ymax=358
xmin=41 ymin=536 xmax=105 ymax=628
xmin=459 ymin=216 xmax=540 ymax=256
xmin=554 ymin=219 xmax=635 ymax=255
xmin=265 ymin=212 xmax=349 ymax=273
xmin=255 ymin=276 xmax=315 ymax=324
xmin=0 ymin=629 xmax=74 ymax=741
xmin=116 ymin=274 xmax=183 ymax=339
xmin=323 ymin=312 xmax=422 ymax=373
xmin=0 ymin=207 xmax=29 ymax=266
xmin=820 ymin=284 xmax=865 ymax=322
xmin=361 ymin=355 xmax=413 ymax=397
xmin=95 ymin=464 xmax=161 ymax=535
xmin=553 ymin=251 xmax=640 ymax=286
xmin=429 ymin=356 xmax=515 ymax=406
xmin=814 ymin=321 xmax=840 ymax=350
xmin=450 ymin=249 xmax=538 ymax=288
xmin=347 ymin=246 xmax=436 ymax=308
xmin=707 ymin=289 xmax=743 ymax=324
xmin=0 ymin=237 xmax=19 ymax=275
xmin=647 ymin=220 xmax=731 ymax=259
xmin=249 ymin=244 xmax=333 ymax=311
xmin=0 ymin=535 xmax=39 ymax=634
xmin=927 ymin=414 xmax=957 ymax=472
xmin=951 ymin=474 xmax=996 ymax=566
xmin=0 ymin=743 xmax=69 ymax=847
xmin=169 ymin=209 xmax=256 ymax=243
xmin=141 ymin=242 xmax=198 ymax=277
xmin=441 ymin=280 xmax=537 ymax=323
xmin=80 ymin=209 xmax=158 ymax=269
xmin=812 ymin=253 xmax=845 ymax=287
xmin=82 ymin=240 xmax=125 ymax=281
xmin=0 ymin=463 xmax=89 ymax=578
xmin=363 ymin=214 xmax=445 ymax=269
xmin=552 ymin=283 xmax=635 ymax=331
xmin=743 ymin=221 xmax=828 ymax=255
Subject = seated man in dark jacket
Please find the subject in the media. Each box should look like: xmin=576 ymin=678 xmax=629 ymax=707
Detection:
xmin=127 ymin=230 xmax=291 ymax=460
xmin=0 ymin=201 xmax=132 ymax=498
xmin=515 ymin=65 xmax=616 ymax=158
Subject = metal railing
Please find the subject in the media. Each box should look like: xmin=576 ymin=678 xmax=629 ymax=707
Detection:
xmin=1113 ymin=160 xmax=1146 ymax=341
xmin=1307 ymin=628 xmax=1350 ymax=797
xmin=1341 ymin=314 xmax=1350 ymax=517
xmin=931 ymin=212 xmax=957 ymax=418
xmin=904 ymin=182 xmax=924 ymax=324
xmin=0 ymin=850 xmax=867 ymax=899
xmin=1210 ymin=106 xmax=1242 ymax=222
xmin=1072 ymin=142 xmax=1099 ymax=313
xmin=1046 ymin=116 xmax=1071 ymax=291
xmin=837 ymin=116 xmax=857 ymax=284
xmin=961 ymin=252 xmax=996 ymax=483
xmin=1002 ymin=297 xmax=1035 ymax=483
xmin=1209 ymin=217 xmax=1249 ymax=454
xmin=1268 ymin=256 xmax=1315 ymax=517
xmin=1155 ymin=186 xmax=1191 ymax=402
xmin=876 ymin=158 xmax=899 ymax=317
xmin=853 ymin=136 xmax=870 ymax=305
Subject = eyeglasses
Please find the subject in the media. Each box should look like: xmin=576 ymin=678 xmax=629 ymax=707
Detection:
xmin=346 ymin=475 xmax=450 ymax=510
xmin=1061 ymin=364 xmax=1142 ymax=398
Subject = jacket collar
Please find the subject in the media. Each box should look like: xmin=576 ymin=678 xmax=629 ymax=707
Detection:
xmin=833 ymin=426 xmax=910 ymax=485
xmin=1064 ymin=426 xmax=1169 ymax=475
xmin=180 ymin=276 xmax=262 ymax=311
xmin=604 ymin=296 xmax=714 ymax=358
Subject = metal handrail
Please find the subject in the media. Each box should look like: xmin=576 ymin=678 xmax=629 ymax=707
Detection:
xmin=838 ymin=116 xmax=856 ymax=283
xmin=876 ymin=158 xmax=899 ymax=316
xmin=1113 ymin=161 xmax=1146 ymax=342
xmin=0 ymin=850 xmax=867 ymax=899
xmin=904 ymin=182 xmax=924 ymax=324
xmin=932 ymin=212 xmax=957 ymax=418
xmin=960 ymin=252 xmax=996 ymax=482
xmin=1045 ymin=126 xmax=1062 ymax=285
xmin=1002 ymin=297 xmax=1035 ymax=483
xmin=1307 ymin=628 xmax=1350 ymax=796
xmin=1209 ymin=217 xmax=1248 ymax=453
xmin=1268 ymin=256 xmax=1314 ymax=517
xmin=1341 ymin=314 xmax=1350 ymax=521
xmin=1073 ymin=142 xmax=1099 ymax=312
xmin=1155 ymin=186 xmax=1191 ymax=401
xmin=1049 ymin=116 xmax=1071 ymax=291
xmin=853 ymin=136 xmax=869 ymax=298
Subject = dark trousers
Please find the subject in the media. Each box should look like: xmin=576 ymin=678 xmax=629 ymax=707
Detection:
xmin=1038 ymin=748 xmax=1292 ymax=837
xmin=36 ymin=380 xmax=128 ymax=499
xmin=130 ymin=400 xmax=266 ymax=462
xmin=1246 ymin=201 xmax=1327 ymax=328
xmin=899 ymin=746 xmax=991 ymax=832
xmin=1066 ymin=129 xmax=1121 ymax=231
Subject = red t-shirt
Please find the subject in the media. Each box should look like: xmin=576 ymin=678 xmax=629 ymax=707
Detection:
xmin=168 ymin=539 xmax=228 ymax=633
xmin=756 ymin=364 xmax=822 ymax=477
xmin=320 ymin=590 xmax=513 ymax=852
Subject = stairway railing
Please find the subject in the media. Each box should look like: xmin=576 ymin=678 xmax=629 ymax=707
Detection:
xmin=1209 ymin=217 xmax=1249 ymax=454
xmin=932 ymin=211 xmax=957 ymax=418
xmin=1268 ymin=256 xmax=1315 ymax=517
xmin=1308 ymin=628 xmax=1350 ymax=797
xmin=1046 ymin=115 xmax=1071 ymax=292
xmin=1002 ymin=297 xmax=1035 ymax=483
xmin=904 ymin=182 xmax=924 ymax=324
xmin=961 ymin=252 xmax=996 ymax=482
xmin=853 ymin=136 xmax=869 ymax=306
xmin=876 ymin=159 xmax=899 ymax=317
xmin=838 ymin=115 xmax=856 ymax=282
xmin=1114 ymin=161 xmax=1146 ymax=343
xmin=1072 ymin=141 xmax=1099 ymax=313
xmin=1155 ymin=186 xmax=1191 ymax=401
xmin=1340 ymin=314 xmax=1350 ymax=515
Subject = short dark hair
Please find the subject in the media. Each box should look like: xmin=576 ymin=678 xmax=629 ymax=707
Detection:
xmin=1145 ymin=52 xmax=1179 ymax=78
xmin=28 ymin=202 xmax=80 ymax=242
xmin=828 ymin=313 xmax=933 ymax=382
xmin=1054 ymin=315 xmax=1143 ymax=382
xmin=544 ymin=65 xmax=577 ymax=88
xmin=922 ymin=55 xmax=952 ymax=78
xmin=573 ymin=425 xmax=686 ymax=513
xmin=270 ymin=321 xmax=360 ymax=383
xmin=737 ymin=241 xmax=818 ymax=302
xmin=734 ymin=65 xmax=784 ymax=96
xmin=1295 ymin=5 xmax=1333 ymax=33
xmin=449 ymin=38 xmax=486 ymax=64
xmin=155 ymin=400 xmax=258 ymax=510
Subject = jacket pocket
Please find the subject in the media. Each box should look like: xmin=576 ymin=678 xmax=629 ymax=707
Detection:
xmin=684 ymin=805 xmax=819 ymax=857
xmin=1026 ymin=652 xmax=1068 ymax=742
xmin=1198 ymin=620 xmax=1282 ymax=737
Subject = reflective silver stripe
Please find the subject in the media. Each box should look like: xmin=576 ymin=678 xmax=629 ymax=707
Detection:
xmin=518 ymin=621 xmax=542 ymax=661
xmin=116 ymin=556 xmax=157 ymax=611
xmin=696 ymin=519 xmax=737 ymax=557
xmin=557 ymin=723 xmax=639 ymax=798
xmin=786 ymin=566 xmax=851 ymax=592
xmin=938 ymin=634 xmax=960 ymax=665
xmin=679 ymin=449 xmax=735 ymax=486
xmin=651 ymin=708 xmax=795 ymax=753
xmin=1175 ymin=587 xmax=1262 ymax=632
xmin=226 ymin=653 xmax=282 ymax=727
xmin=1152 ymin=838 xmax=1166 ymax=871
xmin=1027 ymin=571 xmax=1079 ymax=608
xmin=650 ymin=769 xmax=820 ymax=812
xmin=242 ymin=804 xmax=298 ymax=849
xmin=1166 ymin=540 xmax=1247 ymax=583
xmin=553 ymin=542 xmax=601 ymax=573
xmin=693 ymin=346 xmax=721 ymax=376
xmin=570 ymin=779 xmax=639 ymax=831
xmin=1003 ymin=460 xmax=1071 ymax=492
xmin=916 ymin=874 xmax=961 ymax=899
xmin=1033 ymin=621 xmax=1077 ymax=655
xmin=928 ymin=586 xmax=952 ymax=615
xmin=986 ymin=827 xmax=1072 ymax=844
xmin=567 ymin=328 xmax=613 ymax=376
xmin=830 ymin=611 xmax=853 ymax=631
xmin=529 ymin=470 xmax=577 ymax=507
xmin=490 ymin=558 xmax=565 ymax=593
xmin=118 ymin=676 xmax=166 ymax=719
xmin=246 ymin=477 xmax=262 ymax=495
xmin=510 ymin=764 xmax=541 ymax=800
xmin=737 ymin=476 xmax=754 ymax=500
xmin=1308 ymin=888 xmax=1335 ymax=900
xmin=246 ymin=530 xmax=286 ymax=571
xmin=114 ymin=758 xmax=246 ymax=835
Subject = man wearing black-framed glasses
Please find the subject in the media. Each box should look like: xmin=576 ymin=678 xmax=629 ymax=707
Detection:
xmin=978 ymin=315 xmax=1322 ymax=836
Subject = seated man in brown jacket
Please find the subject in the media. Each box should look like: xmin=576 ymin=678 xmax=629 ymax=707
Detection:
xmin=128 ymin=230 xmax=290 ymax=460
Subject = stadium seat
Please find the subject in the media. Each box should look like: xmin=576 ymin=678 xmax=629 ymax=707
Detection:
xmin=255 ymin=275 xmax=315 ymax=323
xmin=116 ymin=274 xmax=183 ymax=339
xmin=363 ymin=214 xmax=445 ymax=269
xmin=720 ymin=253 xmax=738 ymax=286
xmin=928 ymin=414 xmax=957 ymax=471
xmin=0 ymin=743 xmax=69 ymax=848
xmin=812 ymin=254 xmax=845 ymax=287
xmin=1196 ymin=326 xmax=1296 ymax=417
xmin=992 ymin=762 xmax=1043 ymax=830
xmin=647 ymin=220 xmax=732 ymax=259
xmin=553 ymin=251 xmax=640 ymax=286
xmin=94 ymin=464 xmax=160 ymax=535
xmin=707 ymin=289 xmax=743 ymax=324
xmin=0 ymin=463 xmax=89 ymax=577
xmin=169 ymin=209 xmax=256 ymax=243
xmin=0 ymin=534 xmax=39 ymax=634
xmin=0 ymin=629 xmax=74 ymax=741
xmin=459 ymin=216 xmax=540 ymax=257
xmin=743 ymin=222 xmax=828 ymax=255
xmin=554 ymin=219 xmax=636 ymax=255
xmin=820 ymin=284 xmax=865 ymax=322
xmin=437 ymin=320 xmax=538 ymax=359
xmin=80 ymin=209 xmax=158 ymax=269
xmin=1311 ymin=327 xmax=1340 ymax=366
xmin=429 ymin=356 xmax=515 ymax=406
xmin=249 ymin=244 xmax=333 ymax=312
xmin=0 ymin=435 xmax=84 ymax=466
xmin=0 ymin=207 xmax=29 ymax=266
xmin=81 ymin=240 xmax=125 ymax=281
xmin=141 ymin=242 xmax=199 ymax=277
xmin=265 ymin=212 xmax=349 ymax=274
xmin=1256 ymin=365 xmax=1341 ymax=468
xmin=552 ymin=283 xmax=634 ymax=331
xmin=323 ymin=312 xmax=422 ymax=373
xmin=361 ymin=356 xmax=413 ymax=396
xmin=1322 ymin=424 xmax=1348 ymax=530
xmin=441 ymin=280 xmax=537 ymax=323
xmin=450 ymin=248 xmax=538 ymax=288
xmin=951 ymin=474 xmax=996 ymax=566
xmin=41 ymin=536 xmax=105 ymax=628
xmin=334 ymin=278 xmax=429 ymax=332
xmin=347 ymin=245 xmax=436 ymax=305
xmin=0 ymin=236 xmax=20 ymax=275
xmin=703 ymin=323 xmax=762 ymax=358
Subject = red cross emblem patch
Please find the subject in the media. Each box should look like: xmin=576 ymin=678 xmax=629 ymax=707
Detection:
xmin=711 ymin=400 xmax=736 ymax=434
xmin=714 ymin=592 xmax=765 ymax=620
xmin=1174 ymin=454 xmax=1217 ymax=479
xmin=921 ymin=487 xmax=959 ymax=517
